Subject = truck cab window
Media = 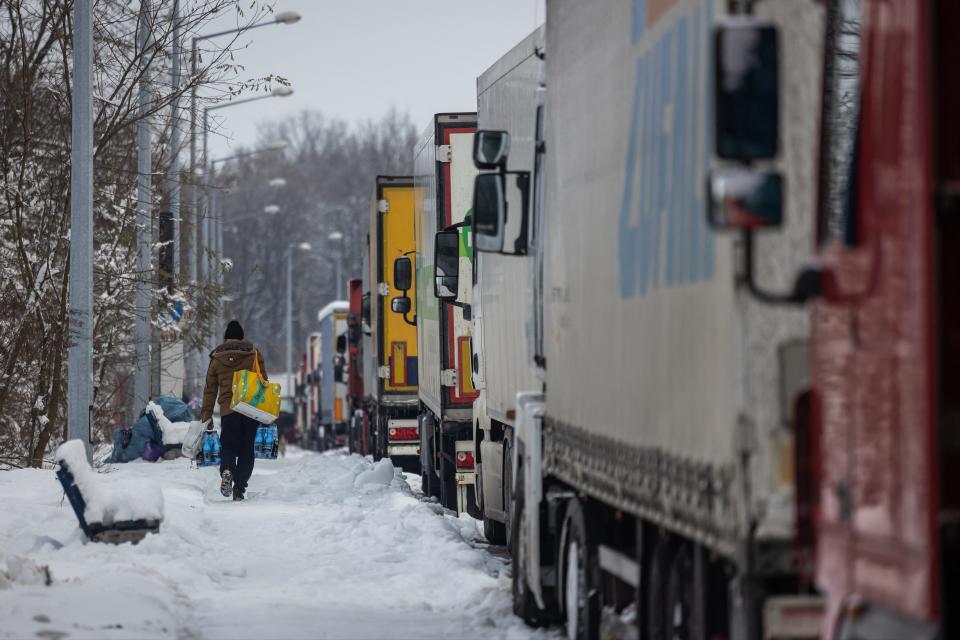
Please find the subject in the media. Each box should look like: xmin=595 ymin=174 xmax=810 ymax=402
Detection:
xmin=818 ymin=0 xmax=863 ymax=246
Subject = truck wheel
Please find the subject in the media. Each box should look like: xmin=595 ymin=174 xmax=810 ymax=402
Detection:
xmin=439 ymin=434 xmax=458 ymax=511
xmin=559 ymin=498 xmax=599 ymax=640
xmin=645 ymin=535 xmax=675 ymax=640
xmin=420 ymin=419 xmax=440 ymax=499
xmin=372 ymin=415 xmax=383 ymax=461
xmin=347 ymin=416 xmax=356 ymax=455
xmin=511 ymin=469 xmax=544 ymax=625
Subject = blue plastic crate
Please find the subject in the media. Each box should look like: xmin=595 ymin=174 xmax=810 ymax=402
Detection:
xmin=197 ymin=430 xmax=221 ymax=467
xmin=254 ymin=424 xmax=279 ymax=459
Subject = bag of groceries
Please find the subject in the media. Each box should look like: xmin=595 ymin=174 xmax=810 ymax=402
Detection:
xmin=230 ymin=350 xmax=281 ymax=424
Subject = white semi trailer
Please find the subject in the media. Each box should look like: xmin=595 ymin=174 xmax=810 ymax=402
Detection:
xmin=471 ymin=27 xmax=545 ymax=545
xmin=467 ymin=1 xmax=826 ymax=638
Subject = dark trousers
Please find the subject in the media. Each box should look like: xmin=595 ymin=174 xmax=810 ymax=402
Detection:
xmin=220 ymin=412 xmax=259 ymax=493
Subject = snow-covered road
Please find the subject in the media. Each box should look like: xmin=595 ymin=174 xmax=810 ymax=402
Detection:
xmin=0 ymin=449 xmax=552 ymax=639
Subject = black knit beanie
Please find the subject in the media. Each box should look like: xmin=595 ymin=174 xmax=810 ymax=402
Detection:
xmin=224 ymin=320 xmax=244 ymax=341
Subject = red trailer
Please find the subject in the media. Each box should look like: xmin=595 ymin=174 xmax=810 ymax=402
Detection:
xmin=712 ymin=1 xmax=958 ymax=637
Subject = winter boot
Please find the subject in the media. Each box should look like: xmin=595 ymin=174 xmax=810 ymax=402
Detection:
xmin=220 ymin=469 xmax=234 ymax=497
xmin=233 ymin=487 xmax=245 ymax=501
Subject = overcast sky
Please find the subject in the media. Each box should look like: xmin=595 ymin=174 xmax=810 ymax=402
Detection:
xmin=203 ymin=0 xmax=545 ymax=158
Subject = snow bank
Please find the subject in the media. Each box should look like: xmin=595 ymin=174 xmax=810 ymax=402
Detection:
xmin=353 ymin=457 xmax=397 ymax=488
xmin=146 ymin=401 xmax=191 ymax=446
xmin=56 ymin=440 xmax=164 ymax=525
xmin=2 ymin=447 xmax=550 ymax=639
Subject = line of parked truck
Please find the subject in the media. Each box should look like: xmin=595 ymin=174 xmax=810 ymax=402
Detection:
xmin=293 ymin=1 xmax=957 ymax=638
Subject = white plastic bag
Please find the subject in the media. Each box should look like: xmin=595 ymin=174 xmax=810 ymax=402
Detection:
xmin=180 ymin=420 xmax=210 ymax=459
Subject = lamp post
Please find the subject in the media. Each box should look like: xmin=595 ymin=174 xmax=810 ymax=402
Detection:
xmin=328 ymin=231 xmax=344 ymax=300
xmin=167 ymin=0 xmax=182 ymax=282
xmin=185 ymin=10 xmax=301 ymax=397
xmin=132 ymin=0 xmax=154 ymax=419
xmin=67 ymin=0 xmax=93 ymax=459
xmin=287 ymin=241 xmax=312 ymax=399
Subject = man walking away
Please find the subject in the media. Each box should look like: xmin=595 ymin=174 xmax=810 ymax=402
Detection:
xmin=200 ymin=320 xmax=268 ymax=501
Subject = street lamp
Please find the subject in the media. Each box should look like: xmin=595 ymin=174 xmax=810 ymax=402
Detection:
xmin=274 ymin=11 xmax=302 ymax=24
xmin=287 ymin=242 xmax=313 ymax=398
xmin=328 ymin=231 xmax=344 ymax=300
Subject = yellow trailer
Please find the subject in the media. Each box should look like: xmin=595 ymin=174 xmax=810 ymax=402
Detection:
xmin=368 ymin=176 xmax=420 ymax=471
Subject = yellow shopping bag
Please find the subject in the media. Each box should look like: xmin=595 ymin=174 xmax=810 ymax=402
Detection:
xmin=230 ymin=350 xmax=281 ymax=424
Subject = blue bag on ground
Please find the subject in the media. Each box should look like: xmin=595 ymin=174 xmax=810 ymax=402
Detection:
xmin=106 ymin=396 xmax=196 ymax=463
xmin=198 ymin=430 xmax=222 ymax=467
xmin=106 ymin=411 xmax=162 ymax=463
xmin=254 ymin=425 xmax=279 ymax=459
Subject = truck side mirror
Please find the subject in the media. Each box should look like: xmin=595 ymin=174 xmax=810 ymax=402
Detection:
xmin=714 ymin=22 xmax=779 ymax=161
xmin=473 ymin=173 xmax=507 ymax=253
xmin=393 ymin=256 xmax=412 ymax=292
xmin=391 ymin=296 xmax=411 ymax=314
xmin=434 ymin=230 xmax=460 ymax=300
xmin=473 ymin=130 xmax=511 ymax=169
xmin=708 ymin=169 xmax=784 ymax=230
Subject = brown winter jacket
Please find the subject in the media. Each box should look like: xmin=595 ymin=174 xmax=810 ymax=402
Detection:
xmin=200 ymin=339 xmax=268 ymax=422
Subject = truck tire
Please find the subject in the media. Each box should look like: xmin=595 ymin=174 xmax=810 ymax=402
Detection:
xmin=559 ymin=498 xmax=599 ymax=640
xmin=347 ymin=414 xmax=357 ymax=455
xmin=511 ymin=468 xmax=545 ymax=626
xmin=439 ymin=433 xmax=458 ymax=511
xmin=420 ymin=417 xmax=440 ymax=499
xmin=374 ymin=414 xmax=386 ymax=461
xmin=645 ymin=535 xmax=675 ymax=640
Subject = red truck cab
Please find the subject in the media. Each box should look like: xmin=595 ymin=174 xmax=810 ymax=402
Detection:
xmin=710 ymin=1 xmax=958 ymax=637
xmin=811 ymin=1 xmax=958 ymax=636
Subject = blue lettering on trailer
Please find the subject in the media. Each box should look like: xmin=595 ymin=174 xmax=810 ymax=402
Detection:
xmin=619 ymin=0 xmax=715 ymax=299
